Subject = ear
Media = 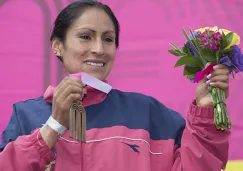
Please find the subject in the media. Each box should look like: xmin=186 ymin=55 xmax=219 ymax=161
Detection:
xmin=51 ymin=38 xmax=63 ymax=57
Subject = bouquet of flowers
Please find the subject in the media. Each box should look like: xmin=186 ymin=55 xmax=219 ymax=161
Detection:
xmin=169 ymin=26 xmax=243 ymax=130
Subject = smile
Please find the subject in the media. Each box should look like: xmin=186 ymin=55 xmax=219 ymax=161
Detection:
xmin=84 ymin=61 xmax=105 ymax=67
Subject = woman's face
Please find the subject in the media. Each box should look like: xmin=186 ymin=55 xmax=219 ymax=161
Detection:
xmin=53 ymin=8 xmax=117 ymax=81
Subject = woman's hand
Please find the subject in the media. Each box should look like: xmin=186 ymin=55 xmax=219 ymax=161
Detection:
xmin=40 ymin=76 xmax=85 ymax=149
xmin=196 ymin=64 xmax=230 ymax=107
xmin=51 ymin=76 xmax=85 ymax=128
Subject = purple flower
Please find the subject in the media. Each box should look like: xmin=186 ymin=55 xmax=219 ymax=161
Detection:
xmin=202 ymin=42 xmax=209 ymax=48
xmin=219 ymin=55 xmax=232 ymax=67
xmin=219 ymin=45 xmax=243 ymax=72
xmin=231 ymin=46 xmax=243 ymax=72
xmin=188 ymin=31 xmax=200 ymax=40
xmin=186 ymin=42 xmax=198 ymax=57
xmin=185 ymin=31 xmax=200 ymax=57
xmin=212 ymin=32 xmax=223 ymax=41
xmin=200 ymin=30 xmax=221 ymax=52
xmin=208 ymin=41 xmax=220 ymax=51
xmin=200 ymin=34 xmax=210 ymax=42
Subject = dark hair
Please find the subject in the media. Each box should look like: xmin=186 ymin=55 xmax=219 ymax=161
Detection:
xmin=50 ymin=0 xmax=120 ymax=49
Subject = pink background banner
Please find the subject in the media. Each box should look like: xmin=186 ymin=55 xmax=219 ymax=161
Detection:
xmin=0 ymin=0 xmax=242 ymax=162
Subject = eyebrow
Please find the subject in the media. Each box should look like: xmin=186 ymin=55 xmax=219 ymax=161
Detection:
xmin=76 ymin=27 xmax=115 ymax=35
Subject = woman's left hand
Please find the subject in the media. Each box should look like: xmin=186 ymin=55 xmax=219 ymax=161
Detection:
xmin=196 ymin=64 xmax=230 ymax=107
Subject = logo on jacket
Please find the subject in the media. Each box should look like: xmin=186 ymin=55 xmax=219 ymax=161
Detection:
xmin=122 ymin=142 xmax=140 ymax=153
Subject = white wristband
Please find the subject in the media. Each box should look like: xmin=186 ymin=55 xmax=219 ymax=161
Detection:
xmin=46 ymin=116 xmax=67 ymax=136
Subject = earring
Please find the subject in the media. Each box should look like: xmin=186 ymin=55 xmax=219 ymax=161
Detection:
xmin=54 ymin=51 xmax=61 ymax=57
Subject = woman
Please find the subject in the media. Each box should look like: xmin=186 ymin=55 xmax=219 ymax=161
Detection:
xmin=0 ymin=1 xmax=230 ymax=171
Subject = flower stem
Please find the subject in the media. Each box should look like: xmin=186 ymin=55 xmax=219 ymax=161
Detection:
xmin=208 ymin=86 xmax=231 ymax=130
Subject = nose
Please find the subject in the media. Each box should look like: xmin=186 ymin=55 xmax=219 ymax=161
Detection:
xmin=91 ymin=39 xmax=104 ymax=56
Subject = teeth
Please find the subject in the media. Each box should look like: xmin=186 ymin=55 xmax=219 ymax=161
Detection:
xmin=85 ymin=61 xmax=104 ymax=67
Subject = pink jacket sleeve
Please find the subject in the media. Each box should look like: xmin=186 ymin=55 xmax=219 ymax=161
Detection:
xmin=0 ymin=129 xmax=55 ymax=171
xmin=172 ymin=102 xmax=230 ymax=171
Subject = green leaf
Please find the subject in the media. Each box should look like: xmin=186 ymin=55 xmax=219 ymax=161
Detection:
xmin=222 ymin=31 xmax=226 ymax=39
xmin=168 ymin=49 xmax=187 ymax=57
xmin=181 ymin=46 xmax=188 ymax=53
xmin=218 ymin=48 xmax=231 ymax=58
xmin=199 ymin=48 xmax=217 ymax=63
xmin=174 ymin=56 xmax=204 ymax=68
xmin=221 ymin=48 xmax=231 ymax=54
xmin=221 ymin=32 xmax=233 ymax=49
xmin=182 ymin=46 xmax=195 ymax=57
xmin=183 ymin=66 xmax=201 ymax=76
xmin=220 ymin=31 xmax=226 ymax=47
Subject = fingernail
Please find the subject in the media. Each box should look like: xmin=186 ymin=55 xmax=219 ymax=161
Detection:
xmin=81 ymin=88 xmax=86 ymax=93
xmin=206 ymin=80 xmax=211 ymax=84
xmin=209 ymin=82 xmax=215 ymax=86
xmin=83 ymin=88 xmax=87 ymax=94
xmin=213 ymin=65 xmax=219 ymax=70
xmin=207 ymin=74 xmax=211 ymax=79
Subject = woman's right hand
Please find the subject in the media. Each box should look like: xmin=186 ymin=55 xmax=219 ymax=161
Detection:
xmin=51 ymin=76 xmax=85 ymax=128
xmin=40 ymin=76 xmax=85 ymax=149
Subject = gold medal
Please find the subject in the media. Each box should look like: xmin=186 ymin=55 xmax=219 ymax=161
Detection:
xmin=69 ymin=100 xmax=86 ymax=142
